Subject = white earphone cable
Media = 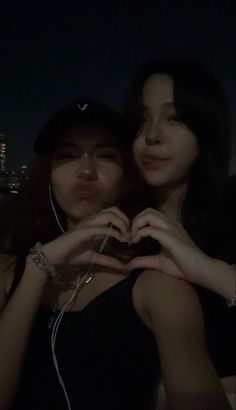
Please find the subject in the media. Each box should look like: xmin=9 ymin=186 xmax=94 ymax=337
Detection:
xmin=48 ymin=190 xmax=113 ymax=410
xmin=48 ymin=184 xmax=65 ymax=233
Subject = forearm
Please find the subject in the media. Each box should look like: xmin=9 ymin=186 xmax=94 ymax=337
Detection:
xmin=198 ymin=257 xmax=235 ymax=302
xmin=0 ymin=257 xmax=48 ymax=408
xmin=159 ymin=339 xmax=232 ymax=410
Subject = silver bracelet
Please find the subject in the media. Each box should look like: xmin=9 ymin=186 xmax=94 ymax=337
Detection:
xmin=29 ymin=242 xmax=58 ymax=279
xmin=226 ymin=264 xmax=236 ymax=308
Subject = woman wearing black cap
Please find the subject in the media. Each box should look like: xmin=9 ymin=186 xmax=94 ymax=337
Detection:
xmin=0 ymin=98 xmax=231 ymax=410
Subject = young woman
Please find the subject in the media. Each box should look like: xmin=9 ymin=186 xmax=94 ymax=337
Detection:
xmin=124 ymin=58 xmax=236 ymax=407
xmin=0 ymin=98 xmax=231 ymax=410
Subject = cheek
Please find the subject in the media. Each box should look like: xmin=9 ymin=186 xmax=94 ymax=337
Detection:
xmin=132 ymin=137 xmax=143 ymax=163
xmin=174 ymin=137 xmax=199 ymax=170
xmin=100 ymin=166 xmax=124 ymax=191
xmin=51 ymin=168 xmax=63 ymax=191
xmin=108 ymin=169 xmax=124 ymax=188
xmin=50 ymin=167 xmax=72 ymax=204
xmin=51 ymin=162 xmax=74 ymax=186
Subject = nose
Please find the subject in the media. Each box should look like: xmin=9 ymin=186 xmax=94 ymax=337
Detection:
xmin=145 ymin=120 xmax=163 ymax=146
xmin=75 ymin=153 xmax=97 ymax=180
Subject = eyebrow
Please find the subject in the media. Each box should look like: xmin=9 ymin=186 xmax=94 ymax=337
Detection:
xmin=55 ymin=142 xmax=78 ymax=149
xmin=93 ymin=142 xmax=121 ymax=149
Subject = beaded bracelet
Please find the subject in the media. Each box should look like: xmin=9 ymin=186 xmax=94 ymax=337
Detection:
xmin=226 ymin=264 xmax=236 ymax=308
xmin=29 ymin=242 xmax=59 ymax=279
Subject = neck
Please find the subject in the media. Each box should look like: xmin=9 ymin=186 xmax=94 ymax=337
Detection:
xmin=153 ymin=180 xmax=188 ymax=222
xmin=67 ymin=219 xmax=76 ymax=232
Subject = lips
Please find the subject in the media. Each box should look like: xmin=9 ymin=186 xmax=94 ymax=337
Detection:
xmin=72 ymin=183 xmax=97 ymax=199
xmin=141 ymin=154 xmax=169 ymax=170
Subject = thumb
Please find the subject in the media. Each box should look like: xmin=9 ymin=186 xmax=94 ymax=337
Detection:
xmin=127 ymin=255 xmax=160 ymax=271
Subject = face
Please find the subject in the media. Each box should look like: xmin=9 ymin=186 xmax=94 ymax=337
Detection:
xmin=132 ymin=74 xmax=199 ymax=189
xmin=51 ymin=124 xmax=124 ymax=228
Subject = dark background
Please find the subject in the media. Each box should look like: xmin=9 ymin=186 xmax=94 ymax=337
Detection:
xmin=0 ymin=0 xmax=235 ymax=172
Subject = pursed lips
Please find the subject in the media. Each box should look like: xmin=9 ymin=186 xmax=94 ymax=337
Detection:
xmin=141 ymin=154 xmax=170 ymax=169
xmin=72 ymin=183 xmax=97 ymax=198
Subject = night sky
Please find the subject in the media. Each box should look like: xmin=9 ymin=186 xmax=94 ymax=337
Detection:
xmin=0 ymin=0 xmax=235 ymax=171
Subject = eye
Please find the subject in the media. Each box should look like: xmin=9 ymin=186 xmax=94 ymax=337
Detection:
xmin=166 ymin=114 xmax=180 ymax=123
xmin=54 ymin=150 xmax=77 ymax=160
xmin=139 ymin=114 xmax=149 ymax=125
xmin=136 ymin=116 xmax=148 ymax=134
xmin=140 ymin=116 xmax=148 ymax=123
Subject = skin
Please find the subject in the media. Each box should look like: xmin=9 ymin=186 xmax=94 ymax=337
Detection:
xmin=129 ymin=73 xmax=235 ymax=405
xmin=51 ymin=124 xmax=126 ymax=230
xmin=133 ymin=74 xmax=199 ymax=198
xmin=0 ymin=125 xmax=131 ymax=408
xmin=0 ymin=122 xmax=232 ymax=409
xmin=128 ymin=73 xmax=235 ymax=302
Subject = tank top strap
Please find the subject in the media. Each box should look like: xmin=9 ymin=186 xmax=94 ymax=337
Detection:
xmin=125 ymin=269 xmax=143 ymax=289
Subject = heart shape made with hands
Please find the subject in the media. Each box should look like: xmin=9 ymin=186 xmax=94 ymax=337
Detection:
xmin=92 ymin=234 xmax=160 ymax=265
xmin=76 ymin=207 xmax=162 ymax=270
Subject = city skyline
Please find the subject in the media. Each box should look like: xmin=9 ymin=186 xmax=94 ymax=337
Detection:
xmin=1 ymin=1 xmax=235 ymax=172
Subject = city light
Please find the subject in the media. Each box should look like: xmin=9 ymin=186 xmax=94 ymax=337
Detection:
xmin=0 ymin=131 xmax=29 ymax=195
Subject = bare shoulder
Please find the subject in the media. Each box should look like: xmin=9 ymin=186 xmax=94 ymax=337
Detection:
xmin=0 ymin=254 xmax=16 ymax=310
xmin=0 ymin=253 xmax=16 ymax=269
xmin=133 ymin=269 xmax=204 ymax=336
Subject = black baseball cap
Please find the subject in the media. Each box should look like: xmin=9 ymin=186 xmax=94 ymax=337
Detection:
xmin=33 ymin=98 xmax=128 ymax=155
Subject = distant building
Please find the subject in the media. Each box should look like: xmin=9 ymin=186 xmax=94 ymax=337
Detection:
xmin=0 ymin=131 xmax=29 ymax=197
xmin=0 ymin=131 xmax=7 ymax=174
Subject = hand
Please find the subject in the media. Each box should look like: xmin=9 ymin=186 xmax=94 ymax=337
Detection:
xmin=127 ymin=208 xmax=212 ymax=284
xmin=41 ymin=207 xmax=130 ymax=271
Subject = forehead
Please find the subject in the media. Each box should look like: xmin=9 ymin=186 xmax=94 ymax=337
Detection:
xmin=142 ymin=73 xmax=174 ymax=108
xmin=56 ymin=124 xmax=119 ymax=150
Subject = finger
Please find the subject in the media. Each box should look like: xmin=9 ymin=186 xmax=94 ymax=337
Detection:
xmin=132 ymin=207 xmax=165 ymax=226
xmin=131 ymin=226 xmax=163 ymax=243
xmin=71 ymin=249 xmax=128 ymax=271
xmin=133 ymin=207 xmax=172 ymax=224
xmin=131 ymin=226 xmax=177 ymax=251
xmin=132 ymin=207 xmax=155 ymax=222
xmin=84 ymin=211 xmax=129 ymax=237
xmin=73 ymin=226 xmax=129 ymax=245
xmin=97 ymin=212 xmax=129 ymax=236
xmin=127 ymin=255 xmax=160 ymax=270
xmin=131 ymin=212 xmax=170 ymax=236
xmin=43 ymin=227 xmax=129 ymax=266
xmin=100 ymin=207 xmax=130 ymax=230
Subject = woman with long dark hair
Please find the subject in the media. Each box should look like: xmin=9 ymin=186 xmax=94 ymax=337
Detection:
xmin=124 ymin=58 xmax=236 ymax=406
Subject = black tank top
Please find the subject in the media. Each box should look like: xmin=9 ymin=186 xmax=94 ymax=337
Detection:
xmin=7 ymin=251 xmax=236 ymax=409
xmin=9 ymin=264 xmax=160 ymax=410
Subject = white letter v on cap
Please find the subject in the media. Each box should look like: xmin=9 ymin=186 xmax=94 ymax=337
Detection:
xmin=77 ymin=103 xmax=89 ymax=111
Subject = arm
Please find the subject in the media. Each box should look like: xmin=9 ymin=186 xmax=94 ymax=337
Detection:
xmin=0 ymin=207 xmax=129 ymax=408
xmin=129 ymin=208 xmax=236 ymax=302
xmin=197 ymin=258 xmax=236 ymax=304
xmin=0 ymin=256 xmax=48 ymax=409
xmin=139 ymin=269 xmax=232 ymax=410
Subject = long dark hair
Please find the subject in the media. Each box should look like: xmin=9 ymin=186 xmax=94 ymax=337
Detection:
xmin=124 ymin=58 xmax=233 ymax=255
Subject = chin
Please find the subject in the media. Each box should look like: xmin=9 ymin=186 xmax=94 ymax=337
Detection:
xmin=71 ymin=202 xmax=100 ymax=221
xmin=142 ymin=171 xmax=171 ymax=188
